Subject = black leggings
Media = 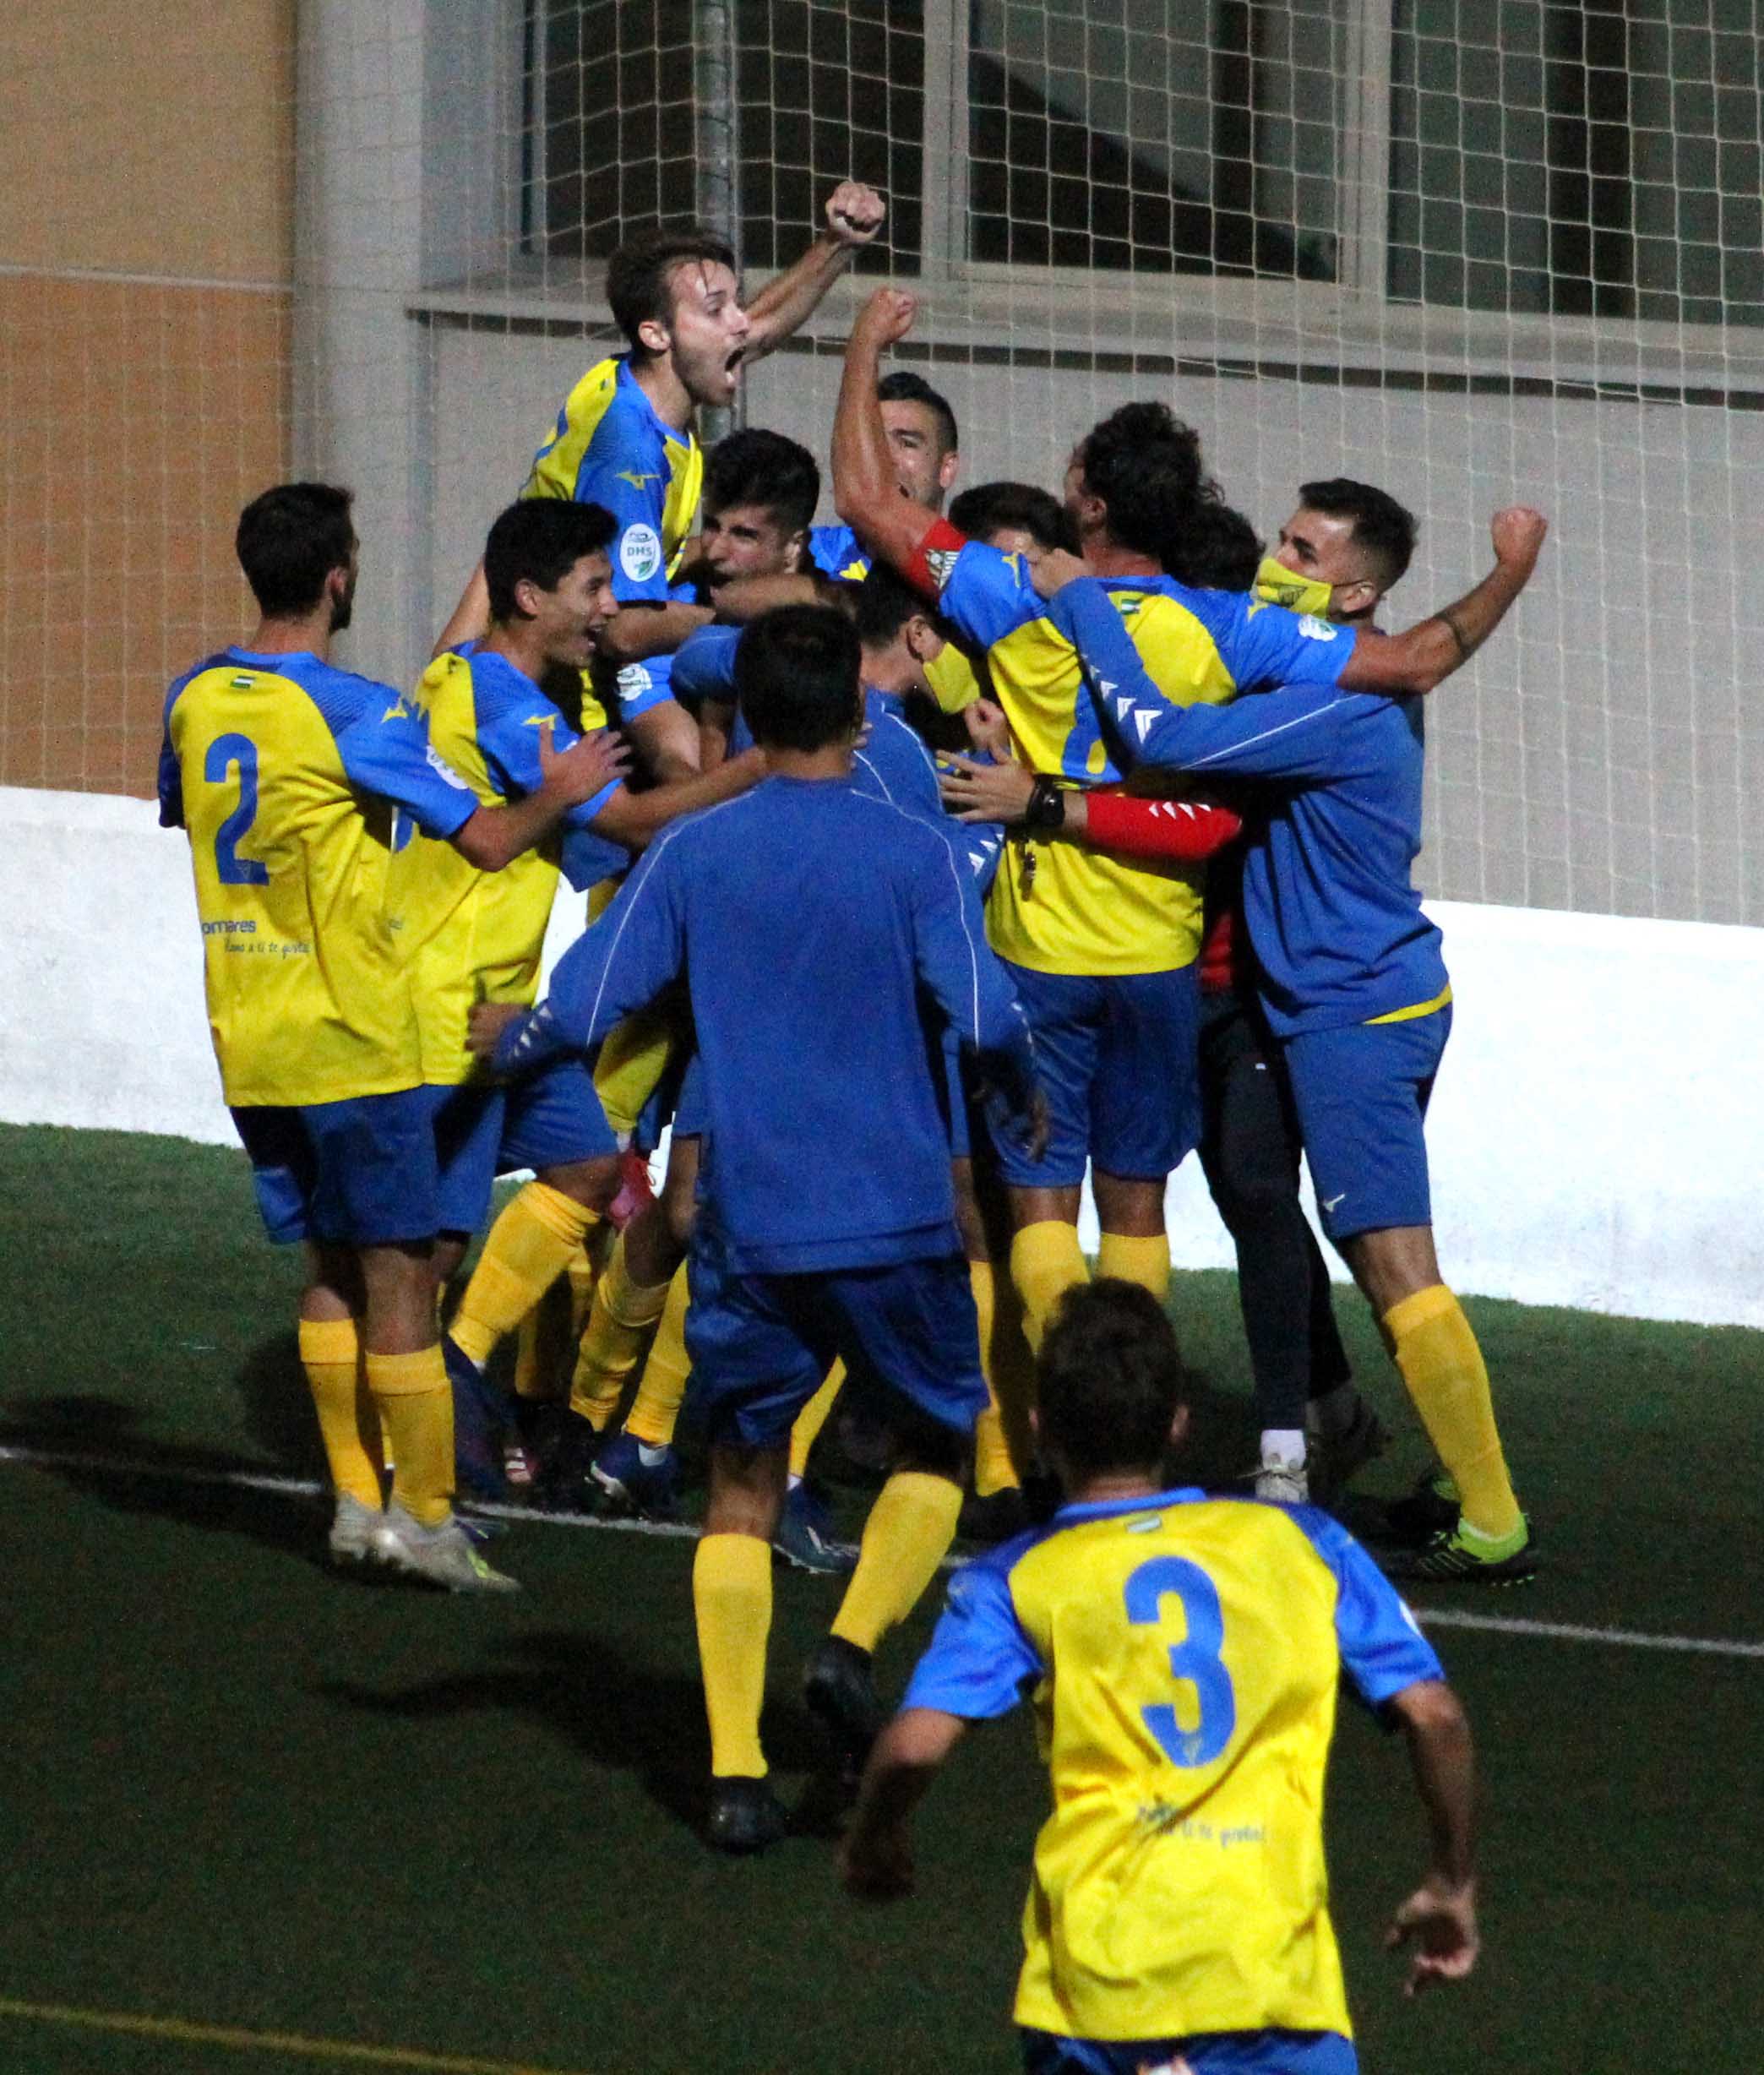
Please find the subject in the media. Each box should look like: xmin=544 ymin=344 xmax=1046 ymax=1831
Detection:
xmin=1197 ymin=988 xmax=1352 ymax=1435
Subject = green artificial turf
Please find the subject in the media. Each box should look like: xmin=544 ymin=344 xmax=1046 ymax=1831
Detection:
xmin=2 ymin=1125 xmax=1760 ymax=2074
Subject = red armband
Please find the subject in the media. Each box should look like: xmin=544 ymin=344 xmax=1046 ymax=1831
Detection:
xmin=1084 ymin=792 xmax=1244 ymax=863
xmin=901 ymin=517 xmax=971 ymax=602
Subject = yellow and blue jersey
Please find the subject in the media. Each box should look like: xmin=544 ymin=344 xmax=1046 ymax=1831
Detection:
xmin=904 ymin=1490 xmax=1441 ymax=2045
xmin=158 ymin=647 xmax=481 ymax=1108
xmin=389 ymin=646 xmax=624 ymax=1086
xmin=523 ymin=356 xmax=702 ymax=602
xmin=931 ymin=545 xmax=1355 ymax=978
xmin=1044 ymin=579 xmax=1446 ymax=1036
xmin=809 ymin=522 xmax=983 ymax=716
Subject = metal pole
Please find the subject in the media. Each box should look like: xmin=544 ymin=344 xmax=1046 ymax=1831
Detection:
xmin=694 ymin=0 xmax=743 ymax=438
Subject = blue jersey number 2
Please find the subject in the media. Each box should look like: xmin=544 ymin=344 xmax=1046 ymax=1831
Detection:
xmin=1124 ymin=1555 xmax=1237 ymax=1767
xmin=204 ymin=733 xmax=270 ymax=885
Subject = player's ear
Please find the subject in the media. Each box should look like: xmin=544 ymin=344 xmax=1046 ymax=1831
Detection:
xmin=635 ymin=313 xmax=672 ymax=359
xmin=937 ymin=449 xmax=961 ymax=494
xmin=1168 ymin=1403 xmax=1190 ymax=1452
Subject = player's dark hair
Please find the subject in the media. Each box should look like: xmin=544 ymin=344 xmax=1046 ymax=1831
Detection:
xmin=852 ymin=561 xmax=938 ymax=649
xmin=1297 ymin=477 xmax=1418 ymax=588
xmin=1161 ymin=498 xmax=1265 ymax=591
xmin=704 ymin=428 xmax=820 ymax=538
xmin=735 ymin=606 xmax=863 ymax=752
xmin=235 ymin=482 xmax=355 ymax=618
xmin=1037 ymin=1280 xmax=1188 ymax=1479
xmin=1075 ymin=402 xmax=1212 ymax=556
xmin=948 ymin=479 xmax=1069 ymax=553
xmin=607 ymin=226 xmax=738 ymax=353
xmin=482 ymin=500 xmax=618 ymax=623
xmin=878 ymin=368 xmax=959 ymax=455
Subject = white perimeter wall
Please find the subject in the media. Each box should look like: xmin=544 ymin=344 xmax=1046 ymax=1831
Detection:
xmin=7 ymin=782 xmax=1761 ymax=1332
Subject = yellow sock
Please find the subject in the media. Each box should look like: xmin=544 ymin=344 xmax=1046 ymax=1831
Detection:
xmin=623 ymin=1262 xmax=693 ymax=1446
xmin=566 ymin=1238 xmax=600 ymax=1333
xmin=1097 ymin=1229 xmax=1172 ymax=1307
xmin=452 ymin=1181 xmax=601 ymax=1370
xmin=693 ymin=1532 xmax=772 ymax=1778
xmin=1384 ymin=1284 xmax=1522 ymax=1540
xmin=299 ymin=1316 xmax=382 ymax=1509
xmin=967 ymin=1261 xmax=1017 ymax=1497
xmin=787 ymin=1361 xmax=845 ymax=1481
xmin=832 ymin=1470 xmax=963 ymax=1653
xmin=367 ymin=1345 xmax=454 ymax=1528
xmin=571 ymin=1238 xmax=674 ymax=1431
xmin=1010 ymin=1220 xmax=1089 ymax=1353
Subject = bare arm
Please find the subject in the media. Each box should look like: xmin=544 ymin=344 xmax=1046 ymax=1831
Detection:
xmin=1340 ymin=508 xmax=1548 ymax=694
xmin=626 ymin=698 xmax=702 ymax=783
xmin=588 ymin=746 xmax=766 ymax=852
xmin=451 ymin=723 xmax=629 ymax=871
xmin=698 ymin=696 xmax=735 ymax=771
xmin=434 ymin=561 xmax=491 ymax=658
xmin=741 ymin=182 xmax=887 ymax=360
xmin=711 ymin=571 xmax=845 ymax=623
xmin=831 ymin=289 xmax=946 ymax=579
xmin=596 ymin=599 xmax=715 ymax=667
xmin=841 ymin=1707 xmax=970 ymax=1901
xmin=1383 ymin=1679 xmax=1480 ymax=1996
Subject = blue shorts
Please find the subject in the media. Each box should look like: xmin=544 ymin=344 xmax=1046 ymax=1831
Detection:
xmin=231 ymin=1088 xmax=438 ymax=1247
xmin=1282 ymin=1007 xmax=1450 ymax=1243
xmin=684 ymin=1238 xmax=987 ymax=1451
xmin=994 ymin=961 xmax=1201 ymax=1188
xmin=1021 ymin=2027 xmax=1357 ymax=2075
xmin=426 ymin=1062 xmax=618 ymax=1236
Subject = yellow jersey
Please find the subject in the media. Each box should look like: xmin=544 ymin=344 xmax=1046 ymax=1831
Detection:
xmin=158 ymin=646 xmax=482 ymax=1108
xmin=389 ymin=646 xmax=625 ymax=1086
xmin=902 ymin=1490 xmax=1442 ymax=2045
xmin=931 ymin=544 xmax=1352 ymax=978
xmin=523 ymin=356 xmax=702 ymax=601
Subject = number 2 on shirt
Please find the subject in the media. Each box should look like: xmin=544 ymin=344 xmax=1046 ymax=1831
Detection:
xmin=204 ymin=733 xmax=270 ymax=886
xmin=1124 ymin=1555 xmax=1237 ymax=1767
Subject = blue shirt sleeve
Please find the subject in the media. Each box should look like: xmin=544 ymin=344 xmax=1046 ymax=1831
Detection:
xmin=1200 ymin=590 xmax=1357 ymax=693
xmin=1289 ymin=1506 xmax=1445 ymax=1708
xmin=157 ymin=725 xmax=184 ymax=828
xmin=1048 ymin=578 xmax=1369 ymax=782
xmin=901 ymin=1550 xmax=1045 ymax=1720
xmin=613 ymin=655 xmax=680 ymax=722
xmin=473 ymin=677 xmax=621 ymax=834
xmin=333 ymin=706 xmax=480 ymax=839
xmin=906 ymin=828 xmax=1035 ymax=1074
xmin=937 ymin=542 xmax=1044 ymax=653
xmin=494 ymin=825 xmax=691 ymax=1077
xmin=668 ymin=624 xmax=742 ymax=710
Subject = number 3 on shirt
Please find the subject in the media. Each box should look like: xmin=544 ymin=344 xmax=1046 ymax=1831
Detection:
xmin=204 ymin=733 xmax=270 ymax=886
xmin=1124 ymin=1556 xmax=1237 ymax=1767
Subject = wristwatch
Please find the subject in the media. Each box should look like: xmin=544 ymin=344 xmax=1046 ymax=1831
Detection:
xmin=1023 ymin=776 xmax=1066 ymax=834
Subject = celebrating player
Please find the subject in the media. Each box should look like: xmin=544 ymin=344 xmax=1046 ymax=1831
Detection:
xmin=159 ymin=483 xmax=620 ymax=1587
xmin=434 ymin=185 xmax=886 ymax=660
xmin=842 ymin=1279 xmax=1479 ymax=2075
xmin=404 ymin=500 xmax=766 ymax=1490
xmin=1032 ymin=501 xmax=1547 ymax=1581
xmin=469 ymin=605 xmax=1043 ymax=1851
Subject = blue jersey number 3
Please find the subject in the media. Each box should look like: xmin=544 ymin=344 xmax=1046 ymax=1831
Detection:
xmin=1124 ymin=1555 xmax=1237 ymax=1767
xmin=205 ymin=733 xmax=270 ymax=885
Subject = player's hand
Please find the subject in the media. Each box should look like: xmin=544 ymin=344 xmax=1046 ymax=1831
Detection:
xmin=939 ymin=752 xmax=1034 ymax=825
xmin=825 ymin=181 xmax=887 ymax=248
xmin=1385 ymin=1874 xmax=1479 ymax=1996
xmin=536 ymin=720 xmax=629 ymax=806
xmin=962 ymin=697 xmax=1014 ymax=762
xmin=466 ymin=1001 xmax=525 ymax=1061
xmin=1021 ymin=1083 xmax=1052 ymax=1165
xmin=839 ymin=1826 xmax=916 ymax=1902
xmin=853 ymin=286 xmax=918 ymax=351
xmin=1027 ymin=547 xmax=1089 ymax=600
xmin=1490 ymin=506 xmax=1548 ymax=572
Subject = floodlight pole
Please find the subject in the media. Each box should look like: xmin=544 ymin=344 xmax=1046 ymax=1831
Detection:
xmin=694 ymin=0 xmax=743 ymax=441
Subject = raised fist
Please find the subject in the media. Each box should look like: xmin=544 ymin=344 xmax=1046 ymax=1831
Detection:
xmin=825 ymin=182 xmax=886 ymax=248
xmin=1490 ymin=506 xmax=1548 ymax=570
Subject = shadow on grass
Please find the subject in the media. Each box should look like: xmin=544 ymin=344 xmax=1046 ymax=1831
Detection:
xmin=318 ymin=1626 xmax=832 ymax=1837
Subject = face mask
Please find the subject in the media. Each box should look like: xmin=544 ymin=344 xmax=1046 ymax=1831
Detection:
xmin=1255 ymin=557 xmax=1333 ymax=617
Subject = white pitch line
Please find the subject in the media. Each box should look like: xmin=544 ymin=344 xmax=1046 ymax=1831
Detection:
xmin=4 ymin=1441 xmax=1762 ymax=1661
